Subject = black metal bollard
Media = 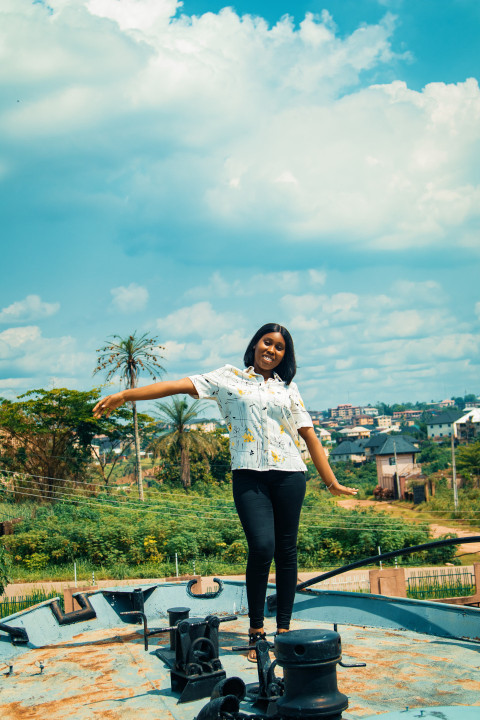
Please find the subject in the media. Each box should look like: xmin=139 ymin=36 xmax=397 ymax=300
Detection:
xmin=274 ymin=629 xmax=348 ymax=719
xmin=167 ymin=606 xmax=190 ymax=650
xmin=195 ymin=694 xmax=240 ymax=720
xmin=210 ymin=676 xmax=246 ymax=701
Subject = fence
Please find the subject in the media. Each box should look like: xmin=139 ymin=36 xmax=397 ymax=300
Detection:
xmin=0 ymin=590 xmax=63 ymax=619
xmin=407 ymin=568 xmax=476 ymax=600
xmin=311 ymin=573 xmax=370 ymax=594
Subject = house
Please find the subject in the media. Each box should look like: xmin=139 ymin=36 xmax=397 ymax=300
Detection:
xmin=315 ymin=427 xmax=333 ymax=444
xmin=392 ymin=409 xmax=424 ymax=422
xmin=364 ymin=433 xmax=390 ymax=459
xmin=338 ymin=425 xmax=371 ymax=440
xmin=330 ymin=440 xmax=366 ymax=464
xmin=374 ymin=436 xmax=420 ymax=499
xmin=354 ymin=414 xmax=375 ymax=426
xmin=375 ymin=415 xmax=393 ymax=429
xmin=328 ymin=403 xmax=379 ymax=420
xmin=426 ymin=410 xmax=464 ymax=442
xmin=454 ymin=408 xmax=480 ymax=443
xmin=435 ymin=399 xmax=455 ymax=409
xmin=187 ymin=421 xmax=218 ymax=433
xmin=329 ymin=403 xmax=356 ymax=420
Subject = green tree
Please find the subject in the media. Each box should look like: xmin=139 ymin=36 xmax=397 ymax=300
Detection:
xmin=0 ymin=544 xmax=11 ymax=596
xmin=456 ymin=442 xmax=480 ymax=488
xmin=89 ymin=409 xmax=156 ymax=492
xmin=0 ymin=388 xmax=113 ymax=500
xmin=94 ymin=333 xmax=165 ymax=501
xmin=151 ymin=398 xmax=221 ymax=490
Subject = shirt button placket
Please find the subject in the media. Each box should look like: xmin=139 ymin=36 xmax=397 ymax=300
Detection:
xmin=259 ymin=382 xmax=269 ymax=469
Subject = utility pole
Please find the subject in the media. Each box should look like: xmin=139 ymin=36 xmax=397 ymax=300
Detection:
xmin=393 ymin=439 xmax=401 ymax=500
xmin=451 ymin=430 xmax=458 ymax=511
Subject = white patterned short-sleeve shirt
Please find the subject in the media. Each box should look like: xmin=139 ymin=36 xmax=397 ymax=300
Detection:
xmin=188 ymin=365 xmax=313 ymax=471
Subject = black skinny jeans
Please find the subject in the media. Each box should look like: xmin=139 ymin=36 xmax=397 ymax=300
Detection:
xmin=232 ymin=469 xmax=306 ymax=630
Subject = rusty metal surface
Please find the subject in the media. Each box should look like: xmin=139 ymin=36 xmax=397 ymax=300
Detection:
xmin=1 ymin=614 xmax=479 ymax=719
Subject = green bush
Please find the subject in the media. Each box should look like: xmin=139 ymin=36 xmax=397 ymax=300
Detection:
xmin=0 ymin=472 xmax=460 ymax=580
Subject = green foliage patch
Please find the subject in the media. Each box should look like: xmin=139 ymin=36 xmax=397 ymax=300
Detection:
xmin=0 ymin=477 xmax=457 ymax=581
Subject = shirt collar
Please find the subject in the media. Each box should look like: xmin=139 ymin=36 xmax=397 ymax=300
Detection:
xmin=244 ymin=366 xmax=283 ymax=383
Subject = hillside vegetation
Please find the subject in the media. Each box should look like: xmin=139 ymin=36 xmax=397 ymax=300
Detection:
xmin=0 ymin=478 xmax=456 ymax=583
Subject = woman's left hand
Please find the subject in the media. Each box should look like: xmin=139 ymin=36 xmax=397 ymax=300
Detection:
xmin=327 ymin=481 xmax=358 ymax=496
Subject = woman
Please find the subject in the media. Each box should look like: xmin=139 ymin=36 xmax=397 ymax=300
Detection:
xmin=93 ymin=323 xmax=357 ymax=660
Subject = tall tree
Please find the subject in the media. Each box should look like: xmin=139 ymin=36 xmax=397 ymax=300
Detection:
xmin=0 ymin=388 xmax=115 ymax=500
xmin=94 ymin=333 xmax=165 ymax=501
xmin=151 ymin=398 xmax=221 ymax=490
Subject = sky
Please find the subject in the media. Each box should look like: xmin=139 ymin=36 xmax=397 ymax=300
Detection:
xmin=1 ymin=0 xmax=479 ymax=415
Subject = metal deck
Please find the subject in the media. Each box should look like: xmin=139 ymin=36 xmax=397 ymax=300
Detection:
xmin=1 ymin=581 xmax=479 ymax=719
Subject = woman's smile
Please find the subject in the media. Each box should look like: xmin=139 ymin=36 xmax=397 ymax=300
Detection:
xmin=253 ymin=332 xmax=286 ymax=377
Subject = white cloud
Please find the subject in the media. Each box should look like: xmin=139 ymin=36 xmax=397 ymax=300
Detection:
xmin=156 ymin=302 xmax=242 ymax=339
xmin=86 ymin=0 xmax=178 ymax=32
xmin=390 ymin=280 xmax=445 ymax=307
xmin=0 ymin=326 xmax=93 ymax=380
xmin=7 ymin=3 xmax=477 ymax=251
xmin=110 ymin=283 xmax=149 ymax=313
xmin=0 ymin=295 xmax=60 ymax=324
xmin=185 ymin=269 xmax=325 ymax=300
xmin=0 ymin=326 xmax=43 ymax=357
xmin=281 ymin=292 xmax=359 ymax=322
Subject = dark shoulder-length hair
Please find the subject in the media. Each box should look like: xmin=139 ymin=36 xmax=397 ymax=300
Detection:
xmin=243 ymin=323 xmax=297 ymax=385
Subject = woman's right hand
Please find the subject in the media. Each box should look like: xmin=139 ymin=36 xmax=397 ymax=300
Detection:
xmin=93 ymin=393 xmax=125 ymax=418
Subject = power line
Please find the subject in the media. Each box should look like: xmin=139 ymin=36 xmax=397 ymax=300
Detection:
xmin=1 ymin=477 xmax=433 ymax=521
xmin=0 ymin=486 xmax=453 ymax=534
xmin=3 ymin=468 xmax=480 ymax=516
xmin=0 ymin=477 xmax=471 ymax=527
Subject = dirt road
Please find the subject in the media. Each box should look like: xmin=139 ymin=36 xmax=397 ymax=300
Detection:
xmin=337 ymin=498 xmax=480 ymax=554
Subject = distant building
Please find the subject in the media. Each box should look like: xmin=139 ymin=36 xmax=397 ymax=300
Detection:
xmin=187 ymin=421 xmax=218 ymax=433
xmin=454 ymin=408 xmax=480 ymax=443
xmin=315 ymin=427 xmax=333 ymax=444
xmin=328 ymin=404 xmax=378 ymax=421
xmin=426 ymin=410 xmax=464 ymax=442
xmin=330 ymin=440 xmax=366 ymax=464
xmin=338 ymin=426 xmax=371 ymax=440
xmin=392 ymin=409 xmax=423 ymax=422
xmin=309 ymin=410 xmax=327 ymax=423
xmin=329 ymin=403 xmax=355 ymax=420
xmin=362 ymin=407 xmax=379 ymax=417
xmin=375 ymin=415 xmax=393 ymax=429
xmin=374 ymin=436 xmax=420 ymax=499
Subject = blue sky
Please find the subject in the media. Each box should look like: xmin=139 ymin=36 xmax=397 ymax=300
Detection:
xmin=1 ymin=0 xmax=479 ymax=413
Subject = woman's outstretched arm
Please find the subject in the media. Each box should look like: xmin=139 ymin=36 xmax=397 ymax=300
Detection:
xmin=298 ymin=426 xmax=358 ymax=496
xmin=93 ymin=378 xmax=196 ymax=418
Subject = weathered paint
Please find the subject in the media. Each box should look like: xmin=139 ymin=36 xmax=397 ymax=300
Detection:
xmin=1 ymin=582 xmax=479 ymax=718
xmin=363 ymin=708 xmax=480 ymax=719
xmin=286 ymin=587 xmax=480 ymax=641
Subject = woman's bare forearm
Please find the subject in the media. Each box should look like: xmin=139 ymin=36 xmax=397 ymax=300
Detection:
xmin=298 ymin=426 xmax=357 ymax=496
xmin=120 ymin=378 xmax=196 ymax=402
xmin=93 ymin=378 xmax=196 ymax=417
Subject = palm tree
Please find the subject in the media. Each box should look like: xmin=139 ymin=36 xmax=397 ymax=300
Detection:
xmin=93 ymin=333 xmax=164 ymax=500
xmin=151 ymin=397 xmax=221 ymax=490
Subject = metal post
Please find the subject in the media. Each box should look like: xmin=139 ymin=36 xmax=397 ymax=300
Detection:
xmin=74 ymin=562 xmax=77 ymax=588
xmin=175 ymin=553 xmax=179 ymax=578
xmin=393 ymin=439 xmax=401 ymax=500
xmin=378 ymin=546 xmax=382 ymax=570
xmin=451 ymin=432 xmax=458 ymax=511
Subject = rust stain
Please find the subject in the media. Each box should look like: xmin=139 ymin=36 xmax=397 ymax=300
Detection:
xmin=456 ymin=679 xmax=480 ymax=690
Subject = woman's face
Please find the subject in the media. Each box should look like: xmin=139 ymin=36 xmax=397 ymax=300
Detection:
xmin=253 ymin=332 xmax=286 ymax=376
